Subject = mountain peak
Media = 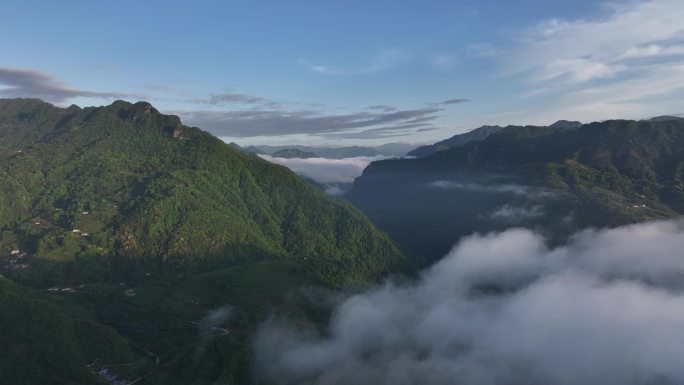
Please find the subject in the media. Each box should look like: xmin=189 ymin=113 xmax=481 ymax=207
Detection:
xmin=407 ymin=124 xmax=503 ymax=158
xmin=65 ymin=104 xmax=81 ymax=112
xmin=549 ymin=120 xmax=582 ymax=129
xmin=102 ymin=100 xmax=183 ymax=137
xmin=648 ymin=115 xmax=684 ymax=122
xmin=111 ymin=100 xmax=161 ymax=120
xmin=271 ymin=148 xmax=319 ymax=158
xmin=0 ymin=97 xmax=57 ymax=111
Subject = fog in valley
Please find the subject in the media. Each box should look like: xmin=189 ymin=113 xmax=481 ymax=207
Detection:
xmin=255 ymin=220 xmax=684 ymax=385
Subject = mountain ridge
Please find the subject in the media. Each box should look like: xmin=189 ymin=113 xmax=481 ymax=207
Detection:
xmin=407 ymin=125 xmax=504 ymax=158
xmin=348 ymin=119 xmax=684 ymax=263
xmin=0 ymin=98 xmax=410 ymax=287
xmin=242 ymin=143 xmax=416 ymax=159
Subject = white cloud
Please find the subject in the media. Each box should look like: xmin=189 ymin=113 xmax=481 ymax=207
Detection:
xmin=466 ymin=43 xmax=501 ymax=58
xmin=534 ymin=58 xmax=625 ymax=83
xmin=524 ymin=62 xmax=684 ymax=123
xmin=493 ymin=0 xmax=684 ymax=124
xmin=259 ymin=155 xmax=388 ymax=184
xmin=489 ymin=204 xmax=544 ymax=223
xmin=430 ymin=180 xmax=560 ymax=199
xmin=254 ymin=219 xmax=684 ymax=385
xmin=0 ymin=66 xmax=139 ymax=103
xmin=618 ymin=43 xmax=684 ymax=60
xmin=299 ymin=50 xmax=409 ymax=75
xmin=431 ymin=53 xmax=459 ymax=70
xmin=514 ymin=1 xmax=684 ymax=75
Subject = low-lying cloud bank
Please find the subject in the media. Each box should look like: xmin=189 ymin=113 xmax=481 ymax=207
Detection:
xmin=431 ymin=180 xmax=560 ymax=199
xmin=488 ymin=204 xmax=544 ymax=223
xmin=255 ymin=219 xmax=684 ymax=385
xmin=259 ymin=155 xmax=388 ymax=184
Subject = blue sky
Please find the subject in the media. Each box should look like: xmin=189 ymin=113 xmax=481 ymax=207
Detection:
xmin=1 ymin=0 xmax=684 ymax=145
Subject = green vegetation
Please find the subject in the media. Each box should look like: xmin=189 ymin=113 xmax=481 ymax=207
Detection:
xmin=0 ymin=98 xmax=409 ymax=385
xmin=0 ymin=98 xmax=408 ymax=287
xmin=0 ymin=275 xmax=134 ymax=385
xmin=9 ymin=96 xmax=681 ymax=385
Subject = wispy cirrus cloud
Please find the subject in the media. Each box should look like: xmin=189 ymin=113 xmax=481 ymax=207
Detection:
xmin=431 ymin=53 xmax=459 ymax=70
xmin=366 ymin=105 xmax=397 ymax=112
xmin=486 ymin=0 xmax=684 ymax=123
xmin=146 ymin=83 xmax=181 ymax=92
xmin=0 ymin=67 xmax=138 ymax=103
xmin=0 ymin=65 xmax=463 ymax=141
xmin=617 ymin=43 xmax=684 ymax=60
xmin=299 ymin=49 xmax=409 ymax=75
xmin=180 ymin=106 xmax=443 ymax=139
xmin=179 ymin=93 xmax=471 ymax=140
xmin=192 ymin=92 xmax=267 ymax=105
xmin=466 ymin=43 xmax=501 ymax=58
xmin=509 ymin=0 xmax=684 ymax=86
xmin=436 ymin=98 xmax=470 ymax=106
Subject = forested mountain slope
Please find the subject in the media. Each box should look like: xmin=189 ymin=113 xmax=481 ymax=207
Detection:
xmin=0 ymin=98 xmax=408 ymax=286
xmin=348 ymin=119 xmax=684 ymax=263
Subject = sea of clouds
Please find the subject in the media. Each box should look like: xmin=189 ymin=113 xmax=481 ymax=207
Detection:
xmin=254 ymin=219 xmax=684 ymax=385
xmin=259 ymin=155 xmax=388 ymax=185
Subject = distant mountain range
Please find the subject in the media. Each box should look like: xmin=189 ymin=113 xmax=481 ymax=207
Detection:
xmin=348 ymin=119 xmax=684 ymax=264
xmin=239 ymin=142 xmax=417 ymax=159
xmin=271 ymin=148 xmax=319 ymax=158
xmin=407 ymin=120 xmax=583 ymax=158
